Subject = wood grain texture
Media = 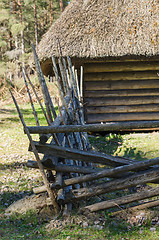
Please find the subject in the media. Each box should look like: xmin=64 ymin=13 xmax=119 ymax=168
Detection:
xmin=84 ymin=80 xmax=159 ymax=91
xmin=84 ymin=71 xmax=159 ymax=81
xmin=84 ymin=89 xmax=159 ymax=98
xmin=86 ymin=104 xmax=159 ymax=114
xmin=85 ymin=187 xmax=159 ymax=212
xmin=85 ymin=96 xmax=159 ymax=106
xmin=66 ymin=168 xmax=159 ymax=202
xmin=86 ymin=112 xmax=159 ymax=123
xmin=84 ymin=62 xmax=159 ymax=73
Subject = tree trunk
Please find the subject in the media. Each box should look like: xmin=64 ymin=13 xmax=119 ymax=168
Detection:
xmin=49 ymin=0 xmax=53 ymax=25
xmin=34 ymin=0 xmax=38 ymax=48
xmin=18 ymin=0 xmax=25 ymax=67
xmin=12 ymin=0 xmax=19 ymax=79
xmin=59 ymin=0 xmax=64 ymax=12
xmin=9 ymin=31 xmax=13 ymax=50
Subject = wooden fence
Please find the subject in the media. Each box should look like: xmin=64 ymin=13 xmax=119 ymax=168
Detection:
xmin=10 ymin=45 xmax=159 ymax=215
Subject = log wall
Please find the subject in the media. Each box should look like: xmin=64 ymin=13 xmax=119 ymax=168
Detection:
xmin=83 ymin=61 xmax=159 ymax=124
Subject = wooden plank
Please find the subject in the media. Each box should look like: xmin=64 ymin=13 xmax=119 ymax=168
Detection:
xmin=31 ymin=141 xmax=135 ymax=167
xmin=84 ymin=71 xmax=159 ymax=81
xmin=84 ymin=89 xmax=159 ymax=98
xmin=86 ymin=104 xmax=159 ymax=114
xmin=84 ymin=61 xmax=159 ymax=73
xmin=86 ymin=112 xmax=159 ymax=123
xmin=85 ymin=96 xmax=159 ymax=106
xmin=84 ymin=80 xmax=159 ymax=91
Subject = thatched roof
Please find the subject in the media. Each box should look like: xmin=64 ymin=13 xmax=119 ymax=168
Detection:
xmin=38 ymin=0 xmax=159 ymax=64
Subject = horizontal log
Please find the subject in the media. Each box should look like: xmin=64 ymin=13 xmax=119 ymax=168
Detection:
xmin=84 ymin=80 xmax=159 ymax=91
xmin=85 ymin=187 xmax=159 ymax=212
xmin=86 ymin=112 xmax=159 ymax=123
xmin=112 ymin=199 xmax=159 ymax=215
xmin=85 ymin=96 xmax=159 ymax=106
xmin=34 ymin=172 xmax=133 ymax=195
xmin=66 ymin=167 xmax=159 ymax=202
xmin=27 ymin=160 xmax=102 ymax=174
xmin=31 ymin=142 xmax=134 ymax=167
xmin=84 ymin=61 xmax=159 ymax=73
xmin=86 ymin=104 xmax=159 ymax=114
xmin=27 ymin=121 xmax=159 ymax=133
xmin=34 ymin=159 xmax=159 ymax=195
xmin=33 ymin=172 xmax=131 ymax=195
xmin=124 ymin=199 xmax=159 ymax=211
xmin=84 ymin=89 xmax=159 ymax=98
xmin=84 ymin=71 xmax=159 ymax=81
xmin=34 ymin=160 xmax=159 ymax=193
xmin=34 ymin=185 xmax=47 ymax=194
xmin=61 ymin=157 xmax=159 ymax=187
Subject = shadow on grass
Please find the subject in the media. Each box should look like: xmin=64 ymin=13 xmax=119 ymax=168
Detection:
xmin=89 ymin=133 xmax=146 ymax=161
xmin=0 ymin=108 xmax=17 ymax=114
xmin=118 ymin=146 xmax=146 ymax=161
xmin=0 ymin=106 xmax=58 ymax=127
xmin=0 ymin=161 xmax=26 ymax=171
xmin=0 ymin=117 xmax=20 ymax=123
xmin=0 ymin=190 xmax=31 ymax=211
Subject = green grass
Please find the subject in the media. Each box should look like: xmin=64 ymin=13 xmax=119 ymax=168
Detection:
xmin=1 ymin=103 xmax=159 ymax=239
xmin=1 ymin=210 xmax=159 ymax=240
xmin=0 ymin=103 xmax=56 ymax=128
xmin=89 ymin=132 xmax=159 ymax=160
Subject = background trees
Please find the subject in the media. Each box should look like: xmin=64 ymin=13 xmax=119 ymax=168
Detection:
xmin=0 ymin=0 xmax=69 ymax=86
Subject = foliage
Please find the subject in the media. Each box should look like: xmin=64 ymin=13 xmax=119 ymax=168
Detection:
xmin=0 ymin=0 xmax=69 ymax=86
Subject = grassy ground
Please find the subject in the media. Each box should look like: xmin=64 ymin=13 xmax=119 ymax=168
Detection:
xmin=1 ymin=102 xmax=159 ymax=239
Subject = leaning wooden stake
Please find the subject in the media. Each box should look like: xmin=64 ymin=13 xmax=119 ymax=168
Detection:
xmin=23 ymin=71 xmax=39 ymax=126
xmin=24 ymin=70 xmax=60 ymax=145
xmin=23 ymin=71 xmax=57 ymax=180
xmin=10 ymin=89 xmax=60 ymax=214
xmin=32 ymin=44 xmax=56 ymax=120
xmin=25 ymin=71 xmax=50 ymax=125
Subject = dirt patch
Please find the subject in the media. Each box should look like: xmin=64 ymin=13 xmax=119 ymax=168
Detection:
xmin=5 ymin=193 xmax=48 ymax=215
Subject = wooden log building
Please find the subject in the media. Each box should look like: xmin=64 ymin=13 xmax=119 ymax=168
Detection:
xmin=37 ymin=0 xmax=159 ymax=128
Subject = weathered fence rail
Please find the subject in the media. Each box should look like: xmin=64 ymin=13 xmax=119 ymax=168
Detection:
xmin=27 ymin=120 xmax=159 ymax=134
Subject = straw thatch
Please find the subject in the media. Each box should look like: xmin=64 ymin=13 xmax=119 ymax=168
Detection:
xmin=38 ymin=0 xmax=159 ymax=64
